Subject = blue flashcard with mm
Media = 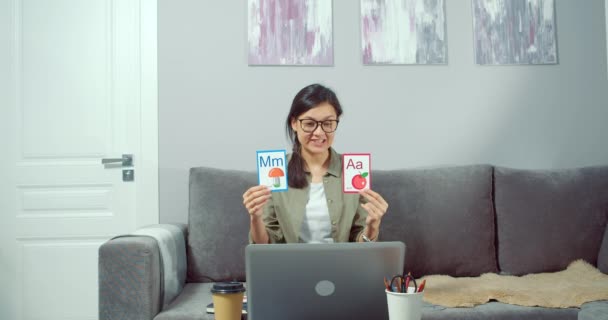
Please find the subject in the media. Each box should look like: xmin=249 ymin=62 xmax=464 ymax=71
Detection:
xmin=257 ymin=149 xmax=288 ymax=192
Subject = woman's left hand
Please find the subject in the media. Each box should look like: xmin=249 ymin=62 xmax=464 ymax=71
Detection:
xmin=359 ymin=188 xmax=389 ymax=229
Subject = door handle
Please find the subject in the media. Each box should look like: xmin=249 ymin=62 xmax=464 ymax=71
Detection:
xmin=102 ymin=154 xmax=134 ymax=182
xmin=101 ymin=154 xmax=133 ymax=167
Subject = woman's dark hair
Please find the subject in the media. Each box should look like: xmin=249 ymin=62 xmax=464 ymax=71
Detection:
xmin=286 ymin=84 xmax=343 ymax=188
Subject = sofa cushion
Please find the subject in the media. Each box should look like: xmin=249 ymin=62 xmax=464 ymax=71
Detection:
xmin=187 ymin=167 xmax=256 ymax=282
xmin=375 ymin=165 xmax=498 ymax=277
xmin=154 ymin=283 xmax=215 ymax=320
xmin=422 ymin=302 xmax=578 ymax=320
xmin=495 ymin=166 xmax=608 ymax=276
xmin=155 ymin=285 xmax=582 ymax=320
xmin=578 ymin=300 xmax=608 ymax=320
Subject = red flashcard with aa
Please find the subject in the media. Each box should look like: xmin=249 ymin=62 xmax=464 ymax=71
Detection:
xmin=342 ymin=153 xmax=371 ymax=193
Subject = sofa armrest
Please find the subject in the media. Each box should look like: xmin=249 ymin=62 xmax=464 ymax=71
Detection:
xmin=99 ymin=236 xmax=161 ymax=320
xmin=598 ymin=223 xmax=608 ymax=274
xmin=99 ymin=223 xmax=188 ymax=320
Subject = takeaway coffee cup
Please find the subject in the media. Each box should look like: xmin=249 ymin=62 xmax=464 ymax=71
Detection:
xmin=211 ymin=282 xmax=246 ymax=320
xmin=385 ymin=289 xmax=424 ymax=320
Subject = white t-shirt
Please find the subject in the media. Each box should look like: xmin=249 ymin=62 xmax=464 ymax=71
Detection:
xmin=300 ymin=182 xmax=333 ymax=243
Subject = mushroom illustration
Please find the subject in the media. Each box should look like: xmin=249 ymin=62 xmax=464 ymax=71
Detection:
xmin=268 ymin=167 xmax=285 ymax=187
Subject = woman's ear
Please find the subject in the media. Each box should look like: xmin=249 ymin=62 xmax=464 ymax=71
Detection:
xmin=291 ymin=117 xmax=298 ymax=132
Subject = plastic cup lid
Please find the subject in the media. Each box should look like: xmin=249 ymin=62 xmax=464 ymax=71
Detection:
xmin=211 ymin=282 xmax=246 ymax=294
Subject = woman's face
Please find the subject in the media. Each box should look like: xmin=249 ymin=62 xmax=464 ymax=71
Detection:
xmin=291 ymin=102 xmax=339 ymax=156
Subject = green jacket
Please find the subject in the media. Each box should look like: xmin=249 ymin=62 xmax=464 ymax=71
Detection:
xmin=254 ymin=148 xmax=368 ymax=243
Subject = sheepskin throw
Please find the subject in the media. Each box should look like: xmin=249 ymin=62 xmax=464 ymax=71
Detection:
xmin=422 ymin=260 xmax=608 ymax=308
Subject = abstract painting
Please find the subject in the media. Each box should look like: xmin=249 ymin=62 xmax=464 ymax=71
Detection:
xmin=360 ymin=0 xmax=447 ymax=65
xmin=248 ymin=0 xmax=333 ymax=65
xmin=472 ymin=0 xmax=558 ymax=65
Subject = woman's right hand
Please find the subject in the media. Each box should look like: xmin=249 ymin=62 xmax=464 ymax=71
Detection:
xmin=242 ymin=185 xmax=271 ymax=218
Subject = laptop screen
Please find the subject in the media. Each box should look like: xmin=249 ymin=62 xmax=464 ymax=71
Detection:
xmin=245 ymin=241 xmax=406 ymax=320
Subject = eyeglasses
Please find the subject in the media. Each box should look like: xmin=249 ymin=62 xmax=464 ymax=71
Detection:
xmin=298 ymin=119 xmax=340 ymax=133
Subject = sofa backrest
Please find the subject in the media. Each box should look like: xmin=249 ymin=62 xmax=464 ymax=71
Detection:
xmin=187 ymin=167 xmax=256 ymax=282
xmin=187 ymin=164 xmax=500 ymax=282
xmin=375 ymin=165 xmax=498 ymax=277
xmin=187 ymin=164 xmax=608 ymax=282
xmin=494 ymin=166 xmax=608 ymax=276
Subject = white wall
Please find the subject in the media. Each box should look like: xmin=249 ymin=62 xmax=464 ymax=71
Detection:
xmin=159 ymin=0 xmax=608 ymax=224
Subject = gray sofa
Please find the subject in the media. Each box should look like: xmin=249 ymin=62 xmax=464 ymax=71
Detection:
xmin=99 ymin=164 xmax=608 ymax=320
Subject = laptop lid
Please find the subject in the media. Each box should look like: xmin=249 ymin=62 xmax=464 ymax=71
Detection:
xmin=245 ymin=241 xmax=405 ymax=320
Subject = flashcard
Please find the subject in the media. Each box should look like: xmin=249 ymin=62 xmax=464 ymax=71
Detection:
xmin=342 ymin=153 xmax=371 ymax=193
xmin=257 ymin=149 xmax=288 ymax=192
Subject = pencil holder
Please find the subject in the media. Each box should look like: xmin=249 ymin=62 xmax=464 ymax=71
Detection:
xmin=385 ymin=289 xmax=424 ymax=320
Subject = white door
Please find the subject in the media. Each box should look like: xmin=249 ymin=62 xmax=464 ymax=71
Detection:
xmin=0 ymin=0 xmax=158 ymax=319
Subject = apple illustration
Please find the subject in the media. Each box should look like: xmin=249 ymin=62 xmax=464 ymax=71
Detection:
xmin=351 ymin=172 xmax=368 ymax=190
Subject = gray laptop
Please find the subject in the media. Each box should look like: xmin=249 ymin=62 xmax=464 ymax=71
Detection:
xmin=245 ymin=241 xmax=405 ymax=320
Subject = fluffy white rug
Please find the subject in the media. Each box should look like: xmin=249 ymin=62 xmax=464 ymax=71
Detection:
xmin=421 ymin=260 xmax=608 ymax=308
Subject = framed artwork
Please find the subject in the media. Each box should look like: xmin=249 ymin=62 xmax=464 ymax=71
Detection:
xmin=360 ymin=0 xmax=447 ymax=65
xmin=248 ymin=0 xmax=333 ymax=66
xmin=472 ymin=0 xmax=558 ymax=65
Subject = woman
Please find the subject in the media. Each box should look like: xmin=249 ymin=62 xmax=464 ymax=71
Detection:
xmin=243 ymin=83 xmax=388 ymax=244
